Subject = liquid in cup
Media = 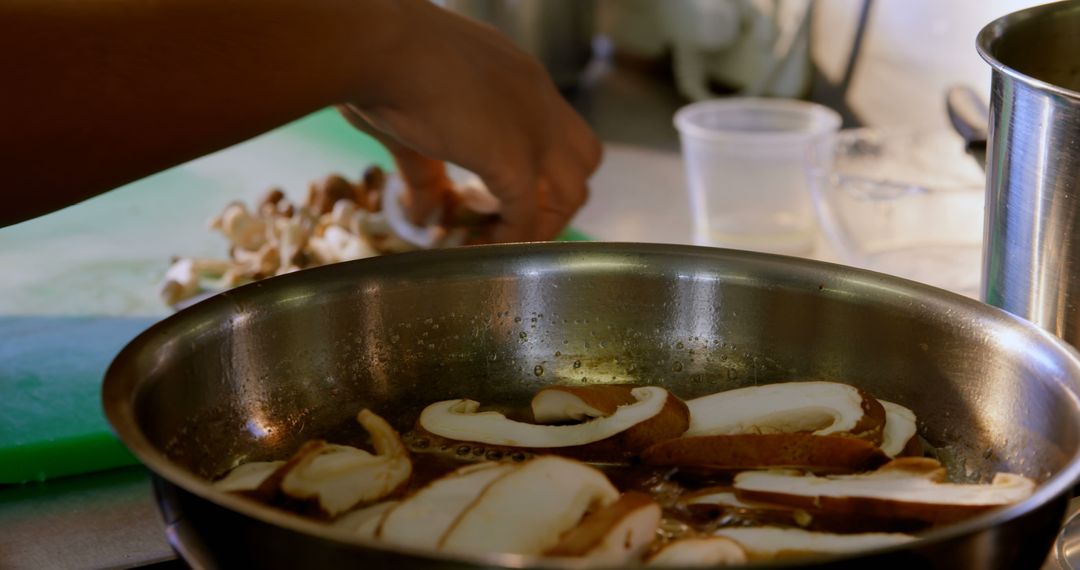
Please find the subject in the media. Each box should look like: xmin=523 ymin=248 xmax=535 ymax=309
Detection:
xmin=674 ymin=98 xmax=841 ymax=255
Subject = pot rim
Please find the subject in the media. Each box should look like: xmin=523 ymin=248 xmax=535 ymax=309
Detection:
xmin=103 ymin=242 xmax=1080 ymax=568
xmin=977 ymin=0 xmax=1080 ymax=102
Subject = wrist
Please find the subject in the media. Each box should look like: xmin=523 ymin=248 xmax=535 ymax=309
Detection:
xmin=331 ymin=0 xmax=425 ymax=107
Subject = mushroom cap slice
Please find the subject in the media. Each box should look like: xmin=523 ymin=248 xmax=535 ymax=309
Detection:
xmin=439 ymin=456 xmax=619 ymax=555
xmin=680 ymin=488 xmax=786 ymax=511
xmin=713 ymin=527 xmax=914 ymax=560
xmin=686 ymin=382 xmax=886 ymax=444
xmin=532 ymin=385 xmax=638 ymax=423
xmin=733 ymin=457 xmax=1037 ymax=525
xmin=646 ymin=537 xmax=747 ymax=567
xmin=212 ymin=460 xmax=285 ymax=493
xmin=678 ymin=487 xmax=921 ymax=534
xmin=378 ymin=462 xmax=517 ymax=550
xmin=879 ymin=401 xmax=919 ymax=457
xmin=544 ymin=491 xmax=661 ymax=565
xmin=280 ymin=410 xmax=412 ymax=517
xmin=642 ymin=433 xmax=888 ymax=473
xmin=334 ymin=501 xmax=400 ymax=539
xmin=531 ymin=385 xmax=691 ymax=460
xmin=419 ymin=387 xmax=670 ymax=448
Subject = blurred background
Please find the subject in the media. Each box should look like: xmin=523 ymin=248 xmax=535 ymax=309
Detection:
xmin=0 ymin=0 xmax=1046 ymax=316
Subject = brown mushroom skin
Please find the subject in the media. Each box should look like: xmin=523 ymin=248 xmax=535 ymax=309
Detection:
xmin=899 ymin=434 xmax=924 ymax=457
xmin=641 ymin=433 xmax=889 ymax=474
xmin=240 ymin=438 xmax=413 ymax=520
xmin=232 ymin=440 xmax=331 ymax=516
xmin=309 ymin=174 xmax=356 ymax=215
xmin=851 ymin=392 xmax=887 ymax=445
xmin=533 ymin=385 xmax=691 ymax=460
xmin=679 ymin=489 xmax=928 ymax=534
xmin=732 ymin=458 xmax=1027 ymax=526
xmin=544 ymin=491 xmax=660 ymax=558
xmin=532 ymin=385 xmax=638 ymax=421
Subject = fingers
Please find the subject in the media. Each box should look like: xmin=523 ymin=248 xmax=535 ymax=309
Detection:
xmin=485 ymin=167 xmax=539 ymax=243
xmin=342 ymin=94 xmax=603 ymax=244
xmin=389 ymin=147 xmax=454 ymax=225
xmin=338 ymin=104 xmax=450 ymax=225
xmin=554 ymin=97 xmax=604 ymax=175
xmin=336 ymin=103 xmax=375 ymax=135
xmin=532 ymin=155 xmax=591 ymax=240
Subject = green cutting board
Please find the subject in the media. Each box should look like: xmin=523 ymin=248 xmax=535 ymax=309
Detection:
xmin=0 ymin=108 xmax=589 ymax=484
xmin=0 ymin=316 xmax=156 ymax=483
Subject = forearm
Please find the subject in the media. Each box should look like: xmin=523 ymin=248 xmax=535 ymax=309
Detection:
xmin=0 ymin=0 xmax=402 ymax=226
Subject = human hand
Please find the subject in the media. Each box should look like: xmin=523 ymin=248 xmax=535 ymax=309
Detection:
xmin=340 ymin=0 xmax=602 ymax=242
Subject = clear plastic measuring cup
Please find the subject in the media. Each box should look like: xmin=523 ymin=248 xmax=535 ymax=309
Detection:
xmin=674 ymin=98 xmax=841 ymax=255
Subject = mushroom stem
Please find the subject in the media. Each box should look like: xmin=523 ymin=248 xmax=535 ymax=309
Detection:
xmin=439 ymin=456 xmax=619 ymax=555
xmin=686 ymin=382 xmax=886 ymax=445
xmin=278 ymin=410 xmax=412 ymax=517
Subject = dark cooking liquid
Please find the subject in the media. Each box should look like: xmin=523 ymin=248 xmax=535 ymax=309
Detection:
xmin=399 ymin=429 xmax=934 ymax=538
xmin=402 ymin=430 xmax=820 ymax=540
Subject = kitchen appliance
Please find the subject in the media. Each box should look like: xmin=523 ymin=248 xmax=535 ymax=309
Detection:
xmin=104 ymin=243 xmax=1080 ymax=568
xmin=978 ymin=1 xmax=1080 ymax=348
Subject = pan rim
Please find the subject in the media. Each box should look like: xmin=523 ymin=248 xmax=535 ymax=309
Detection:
xmin=103 ymin=241 xmax=1080 ymax=567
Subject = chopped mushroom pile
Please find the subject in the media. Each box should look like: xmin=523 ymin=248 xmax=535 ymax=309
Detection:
xmin=212 ymin=381 xmax=1037 ymax=566
xmin=160 ymin=167 xmax=499 ymax=306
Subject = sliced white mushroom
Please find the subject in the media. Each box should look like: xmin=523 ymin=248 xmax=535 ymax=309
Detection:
xmin=879 ymin=401 xmax=918 ymax=457
xmin=334 ymin=500 xmax=400 ymax=539
xmin=680 ymin=489 xmax=769 ymax=510
xmin=733 ymin=458 xmax=1036 ymax=525
xmin=544 ymin=492 xmax=661 ymax=566
xmin=532 ymin=385 xmax=636 ymax=423
xmin=329 ymin=199 xmax=358 ymax=229
xmin=271 ymin=216 xmax=309 ymax=274
xmin=218 ymin=266 xmax=254 ymax=289
xmin=159 ymin=257 xmax=234 ymax=305
xmin=308 ymin=225 xmax=377 ymax=264
xmin=360 ymin=211 xmax=391 ymax=238
xmin=527 ymin=385 xmax=690 ymax=458
xmin=713 ymin=527 xmax=914 ymax=560
xmin=646 ymin=537 xmax=747 ymax=566
xmin=232 ymin=243 xmax=280 ymax=276
xmin=419 ymin=387 xmax=669 ymax=448
xmin=686 ymin=382 xmax=885 ymax=443
xmin=451 ymin=174 xmax=501 ymax=215
xmin=280 ymin=410 xmax=411 ymax=517
xmin=378 ymin=462 xmax=517 ymax=550
xmin=439 ymin=456 xmax=619 ymax=555
xmin=212 ymin=460 xmax=285 ymax=493
xmin=382 ymin=176 xmax=444 ymax=249
xmin=209 ymin=202 xmax=267 ymax=251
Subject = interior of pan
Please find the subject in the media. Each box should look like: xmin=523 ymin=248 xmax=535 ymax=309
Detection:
xmin=104 ymin=242 xmax=1080 ymax=557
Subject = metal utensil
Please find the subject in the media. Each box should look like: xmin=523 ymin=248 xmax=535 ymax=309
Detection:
xmin=978 ymin=1 xmax=1080 ymax=348
xmin=945 ymin=85 xmax=989 ymax=171
xmin=104 ymin=243 xmax=1080 ymax=568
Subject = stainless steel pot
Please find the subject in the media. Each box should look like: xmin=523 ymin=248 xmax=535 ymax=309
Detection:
xmin=979 ymin=1 xmax=1080 ymax=348
xmin=103 ymin=243 xmax=1080 ymax=568
xmin=441 ymin=0 xmax=595 ymax=89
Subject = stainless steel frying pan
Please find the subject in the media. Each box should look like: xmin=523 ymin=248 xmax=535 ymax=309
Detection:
xmin=103 ymin=243 xmax=1080 ymax=568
